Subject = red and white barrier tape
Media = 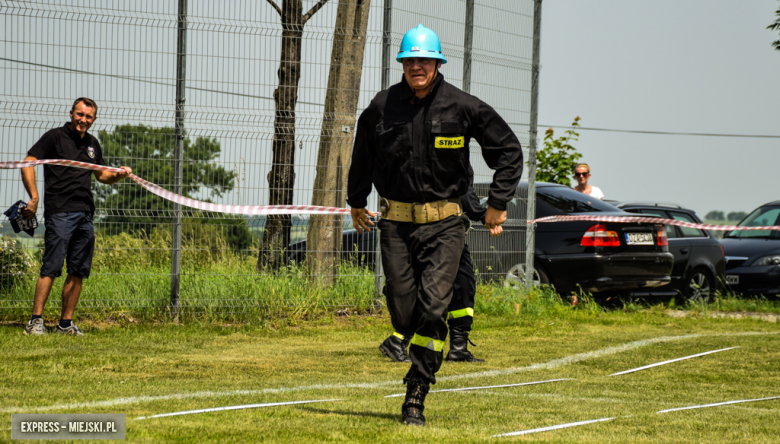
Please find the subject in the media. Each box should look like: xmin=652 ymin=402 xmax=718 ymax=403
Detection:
xmin=528 ymin=214 xmax=780 ymax=232
xmin=3 ymin=160 xmax=779 ymax=231
xmin=1 ymin=159 xmax=351 ymax=216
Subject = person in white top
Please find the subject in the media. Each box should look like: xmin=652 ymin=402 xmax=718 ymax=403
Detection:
xmin=572 ymin=163 xmax=604 ymax=200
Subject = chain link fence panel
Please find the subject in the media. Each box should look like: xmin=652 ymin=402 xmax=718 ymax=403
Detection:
xmin=1 ymin=0 xmax=537 ymax=319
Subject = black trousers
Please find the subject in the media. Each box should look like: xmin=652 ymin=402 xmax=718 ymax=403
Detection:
xmin=446 ymin=243 xmax=476 ymax=331
xmin=379 ymin=214 xmax=468 ymax=384
xmin=385 ymin=243 xmax=476 ymax=333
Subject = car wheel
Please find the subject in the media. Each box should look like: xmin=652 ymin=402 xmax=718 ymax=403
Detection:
xmin=684 ymin=268 xmax=713 ymax=303
xmin=505 ymin=263 xmax=549 ymax=290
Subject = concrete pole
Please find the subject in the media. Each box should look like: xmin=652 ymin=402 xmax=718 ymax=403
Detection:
xmin=524 ymin=0 xmax=542 ymax=293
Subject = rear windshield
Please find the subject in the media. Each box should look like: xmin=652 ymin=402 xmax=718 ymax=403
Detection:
xmin=537 ymin=187 xmax=619 ymax=214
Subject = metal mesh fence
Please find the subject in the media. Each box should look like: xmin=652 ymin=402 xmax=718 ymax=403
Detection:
xmin=0 ymin=0 xmax=537 ymax=318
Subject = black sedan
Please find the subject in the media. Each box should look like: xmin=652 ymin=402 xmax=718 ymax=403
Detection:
xmin=286 ymin=223 xmax=377 ymax=268
xmin=468 ymin=182 xmax=673 ymax=297
xmin=720 ymin=201 xmax=780 ymax=297
xmin=287 ymin=182 xmax=674 ymax=298
xmin=609 ymin=202 xmax=726 ymax=302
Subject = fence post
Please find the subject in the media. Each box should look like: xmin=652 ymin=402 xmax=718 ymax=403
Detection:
xmin=171 ymin=0 xmax=187 ymax=319
xmin=524 ymin=0 xmax=542 ymax=293
xmin=381 ymin=0 xmax=393 ymax=91
xmin=374 ymin=0 xmax=393 ymax=304
xmin=462 ymin=0 xmax=474 ymax=94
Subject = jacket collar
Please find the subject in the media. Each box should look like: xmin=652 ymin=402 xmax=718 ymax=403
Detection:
xmin=399 ymin=72 xmax=445 ymax=103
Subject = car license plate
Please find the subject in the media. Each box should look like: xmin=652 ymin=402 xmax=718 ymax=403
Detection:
xmin=726 ymin=275 xmax=739 ymax=285
xmin=625 ymin=233 xmax=654 ymax=245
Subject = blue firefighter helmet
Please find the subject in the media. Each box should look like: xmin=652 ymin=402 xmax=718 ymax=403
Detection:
xmin=396 ymin=24 xmax=447 ymax=64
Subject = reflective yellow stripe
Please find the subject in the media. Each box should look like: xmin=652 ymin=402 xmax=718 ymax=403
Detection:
xmin=410 ymin=334 xmax=445 ymax=352
xmin=393 ymin=332 xmax=405 ymax=340
xmin=448 ymin=307 xmax=474 ymax=320
xmin=434 ymin=136 xmax=465 ymax=149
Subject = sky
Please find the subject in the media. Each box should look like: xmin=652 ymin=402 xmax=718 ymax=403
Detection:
xmin=538 ymin=0 xmax=780 ymax=218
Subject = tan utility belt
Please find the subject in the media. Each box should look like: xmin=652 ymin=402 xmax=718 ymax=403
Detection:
xmin=380 ymin=197 xmax=462 ymax=224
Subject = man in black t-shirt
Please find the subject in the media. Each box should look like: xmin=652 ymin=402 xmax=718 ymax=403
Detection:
xmin=21 ymin=97 xmax=132 ymax=336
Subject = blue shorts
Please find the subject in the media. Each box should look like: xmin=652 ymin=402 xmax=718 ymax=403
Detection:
xmin=40 ymin=212 xmax=95 ymax=279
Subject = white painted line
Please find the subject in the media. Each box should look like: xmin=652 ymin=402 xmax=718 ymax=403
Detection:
xmin=135 ymin=398 xmax=341 ymax=420
xmin=610 ymin=347 xmax=738 ymax=376
xmin=656 ymin=396 xmax=780 ymax=414
xmin=436 ymin=333 xmax=769 ymax=385
xmin=384 ymin=378 xmax=569 ymax=398
xmin=5 ymin=332 xmax=775 ymax=413
xmin=1 ymin=386 xmax=387 ymax=414
xmin=492 ymin=417 xmax=617 ymax=437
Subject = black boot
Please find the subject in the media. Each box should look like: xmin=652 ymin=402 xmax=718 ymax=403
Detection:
xmin=445 ymin=326 xmax=484 ymax=362
xmin=401 ymin=380 xmax=429 ymax=426
xmin=379 ymin=334 xmax=411 ymax=363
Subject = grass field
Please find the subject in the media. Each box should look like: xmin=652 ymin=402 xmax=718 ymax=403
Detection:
xmin=2 ymin=291 xmax=780 ymax=443
xmin=1 ymin=229 xmax=379 ymax=320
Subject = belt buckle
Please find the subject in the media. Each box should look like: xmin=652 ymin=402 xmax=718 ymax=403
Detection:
xmin=412 ymin=202 xmax=427 ymax=224
xmin=379 ymin=198 xmax=389 ymax=218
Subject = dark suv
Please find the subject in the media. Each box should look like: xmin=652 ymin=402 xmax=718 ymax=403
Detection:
xmin=609 ymin=202 xmax=726 ymax=301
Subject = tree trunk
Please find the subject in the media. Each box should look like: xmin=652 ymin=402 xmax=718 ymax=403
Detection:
xmin=258 ymin=0 xmax=329 ymax=271
xmin=307 ymin=0 xmax=371 ymax=282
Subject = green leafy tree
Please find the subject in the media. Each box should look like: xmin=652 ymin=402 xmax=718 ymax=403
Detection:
xmin=769 ymin=1 xmax=780 ymax=52
xmin=534 ymin=117 xmax=583 ymax=187
xmin=705 ymin=211 xmax=725 ymax=221
xmin=95 ymin=124 xmax=252 ymax=251
xmin=727 ymin=211 xmax=748 ymax=222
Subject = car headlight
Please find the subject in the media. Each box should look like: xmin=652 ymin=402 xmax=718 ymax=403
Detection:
xmin=752 ymin=255 xmax=780 ymax=266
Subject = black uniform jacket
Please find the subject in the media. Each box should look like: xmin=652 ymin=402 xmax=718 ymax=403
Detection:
xmin=462 ymin=166 xmax=487 ymax=223
xmin=347 ymin=73 xmax=523 ymax=212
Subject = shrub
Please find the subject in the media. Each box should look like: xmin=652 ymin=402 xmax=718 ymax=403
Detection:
xmin=0 ymin=238 xmax=34 ymax=290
